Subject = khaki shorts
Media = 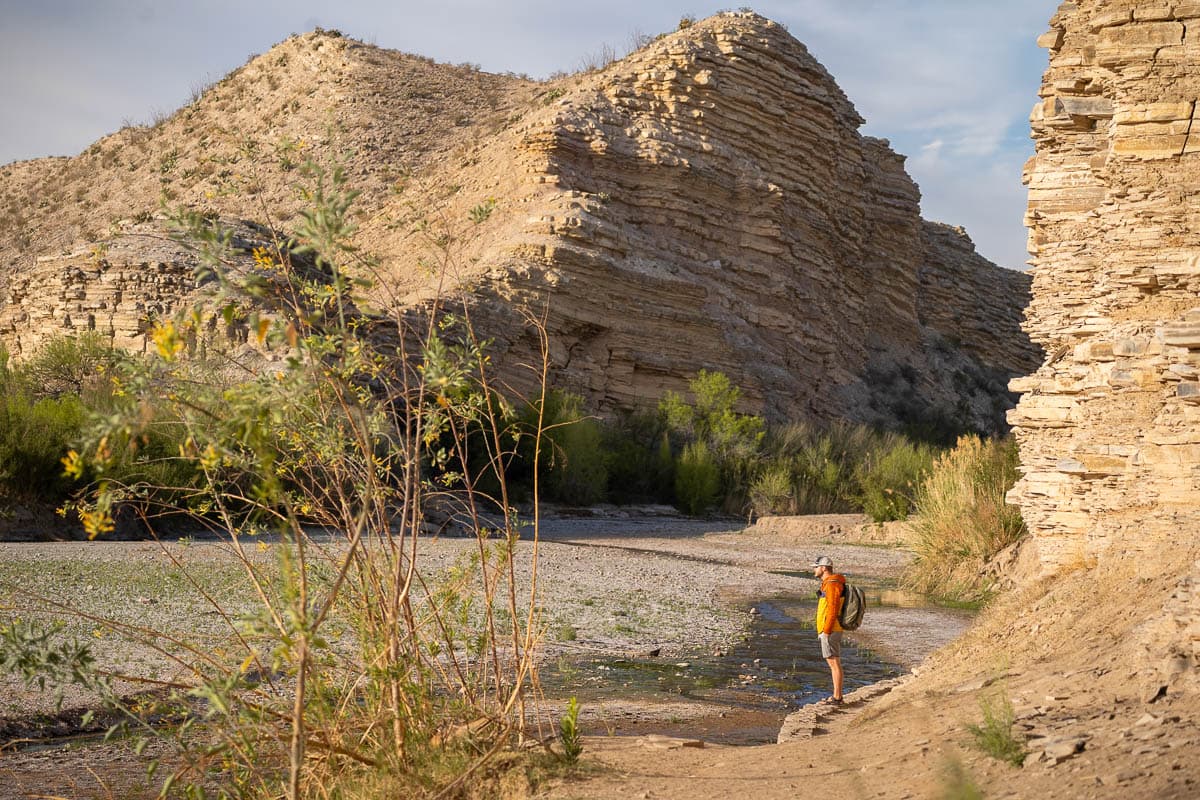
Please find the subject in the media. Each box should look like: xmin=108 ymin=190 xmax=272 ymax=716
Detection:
xmin=819 ymin=631 xmax=843 ymax=659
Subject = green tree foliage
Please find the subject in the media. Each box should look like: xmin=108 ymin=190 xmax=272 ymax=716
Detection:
xmin=660 ymin=370 xmax=764 ymax=514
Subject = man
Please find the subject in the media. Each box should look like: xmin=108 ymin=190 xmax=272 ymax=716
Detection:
xmin=811 ymin=555 xmax=845 ymax=704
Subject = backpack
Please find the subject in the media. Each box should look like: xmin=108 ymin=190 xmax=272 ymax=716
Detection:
xmin=838 ymin=582 xmax=866 ymax=631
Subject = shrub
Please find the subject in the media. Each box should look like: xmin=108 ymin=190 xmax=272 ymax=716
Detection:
xmin=967 ymin=690 xmax=1025 ymax=766
xmin=661 ymin=370 xmax=764 ymax=512
xmin=17 ymin=163 xmax=552 ymax=798
xmin=748 ymin=461 xmax=792 ymax=516
xmin=0 ymin=385 xmax=87 ymax=503
xmin=674 ymin=440 xmax=720 ymax=515
xmin=856 ymin=435 xmax=935 ymax=522
xmin=538 ymin=391 xmax=607 ymax=506
xmin=903 ymin=435 xmax=1026 ymax=600
xmin=21 ymin=332 xmax=117 ymax=400
xmin=601 ymin=410 xmax=673 ymax=504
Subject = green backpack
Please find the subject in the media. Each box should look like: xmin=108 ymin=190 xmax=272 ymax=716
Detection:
xmin=838 ymin=582 xmax=866 ymax=631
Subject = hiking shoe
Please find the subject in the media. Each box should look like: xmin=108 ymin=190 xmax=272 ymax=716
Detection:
xmin=829 ymin=697 xmax=843 ymax=705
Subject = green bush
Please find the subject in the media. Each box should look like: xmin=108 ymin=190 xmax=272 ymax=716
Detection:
xmin=903 ymin=435 xmax=1026 ymax=600
xmin=0 ymin=386 xmax=88 ymax=503
xmin=674 ymin=441 xmax=720 ymax=515
xmin=856 ymin=435 xmax=935 ymax=522
xmin=967 ymin=690 xmax=1025 ymax=766
xmin=21 ymin=332 xmax=118 ymax=401
xmin=601 ymin=410 xmax=673 ymax=504
xmin=661 ymin=370 xmax=764 ymax=512
xmin=748 ymin=461 xmax=793 ymax=516
xmin=541 ymin=391 xmax=607 ymax=506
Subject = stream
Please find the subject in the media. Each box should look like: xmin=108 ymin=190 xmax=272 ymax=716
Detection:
xmin=543 ymin=585 xmax=972 ymax=745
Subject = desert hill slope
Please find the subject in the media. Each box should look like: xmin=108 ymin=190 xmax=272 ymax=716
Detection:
xmin=1 ymin=13 xmax=1038 ymax=432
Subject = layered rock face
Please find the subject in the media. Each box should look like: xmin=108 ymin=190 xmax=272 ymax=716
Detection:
xmin=1 ymin=14 xmax=1038 ymax=433
xmin=422 ymin=13 xmax=1039 ymax=428
xmin=1012 ymin=1 xmax=1200 ymax=570
xmin=0 ymin=226 xmax=199 ymax=356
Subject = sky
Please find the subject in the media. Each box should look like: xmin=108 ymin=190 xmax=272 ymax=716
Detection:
xmin=0 ymin=1 xmax=1056 ymax=269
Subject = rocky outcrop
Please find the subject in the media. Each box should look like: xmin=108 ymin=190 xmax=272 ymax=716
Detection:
xmin=0 ymin=226 xmax=200 ymax=356
xmin=1011 ymin=1 xmax=1200 ymax=571
xmin=390 ymin=13 xmax=1040 ymax=429
xmin=1 ymin=14 xmax=1038 ymax=434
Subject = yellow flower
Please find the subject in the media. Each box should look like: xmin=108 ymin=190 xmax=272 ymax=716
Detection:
xmin=62 ymin=450 xmax=85 ymax=480
xmin=151 ymin=322 xmax=184 ymax=362
xmin=252 ymin=246 xmax=275 ymax=269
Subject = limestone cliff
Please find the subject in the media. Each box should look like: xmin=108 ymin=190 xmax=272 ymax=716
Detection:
xmin=1013 ymin=0 xmax=1200 ymax=571
xmin=0 ymin=14 xmax=1038 ymax=433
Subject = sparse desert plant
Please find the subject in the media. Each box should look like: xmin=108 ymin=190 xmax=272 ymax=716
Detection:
xmin=903 ymin=435 xmax=1025 ymax=600
xmin=966 ymin=690 xmax=1025 ymax=766
xmin=558 ymin=696 xmax=583 ymax=763
xmin=5 ymin=162 xmax=556 ymax=798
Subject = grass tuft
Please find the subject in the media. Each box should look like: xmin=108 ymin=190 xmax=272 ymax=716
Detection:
xmin=903 ymin=435 xmax=1025 ymax=601
xmin=966 ymin=690 xmax=1025 ymax=766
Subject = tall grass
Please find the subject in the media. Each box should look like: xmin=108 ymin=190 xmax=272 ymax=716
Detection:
xmin=903 ymin=435 xmax=1025 ymax=600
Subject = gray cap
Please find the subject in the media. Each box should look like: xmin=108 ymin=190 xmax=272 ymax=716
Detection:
xmin=810 ymin=555 xmax=833 ymax=568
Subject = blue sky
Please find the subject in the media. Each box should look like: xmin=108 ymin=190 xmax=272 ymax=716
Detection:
xmin=0 ymin=1 xmax=1056 ymax=269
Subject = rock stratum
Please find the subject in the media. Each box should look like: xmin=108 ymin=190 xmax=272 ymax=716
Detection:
xmin=1015 ymin=1 xmax=1200 ymax=570
xmin=0 ymin=13 xmax=1038 ymax=431
xmin=1013 ymin=0 xmax=1200 ymax=701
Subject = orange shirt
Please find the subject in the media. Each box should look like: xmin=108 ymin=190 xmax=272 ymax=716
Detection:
xmin=816 ymin=573 xmax=845 ymax=634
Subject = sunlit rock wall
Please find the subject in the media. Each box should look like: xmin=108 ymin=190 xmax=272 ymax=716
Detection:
xmin=1012 ymin=0 xmax=1200 ymax=571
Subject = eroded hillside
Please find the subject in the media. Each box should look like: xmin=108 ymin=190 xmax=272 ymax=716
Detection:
xmin=0 ymin=14 xmax=1038 ymax=433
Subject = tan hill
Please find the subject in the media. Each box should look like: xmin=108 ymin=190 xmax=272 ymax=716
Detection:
xmin=0 ymin=14 xmax=1038 ymax=433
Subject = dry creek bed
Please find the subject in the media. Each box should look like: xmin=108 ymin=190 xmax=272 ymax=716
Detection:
xmin=0 ymin=513 xmax=971 ymax=797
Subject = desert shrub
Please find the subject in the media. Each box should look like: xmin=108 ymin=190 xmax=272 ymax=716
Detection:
xmin=0 ymin=379 xmax=88 ymax=503
xmin=20 ymin=332 xmax=118 ymax=400
xmin=748 ymin=461 xmax=792 ymax=515
xmin=752 ymin=421 xmax=935 ymax=518
xmin=903 ymin=435 xmax=1026 ymax=600
xmin=601 ymin=409 xmax=673 ymax=504
xmin=661 ymin=370 xmax=764 ymax=513
xmin=856 ymin=434 xmax=935 ymax=522
xmin=967 ymin=690 xmax=1025 ymax=766
xmin=534 ymin=390 xmax=608 ymax=506
xmin=674 ymin=440 xmax=720 ymax=515
xmin=9 ymin=163 xmax=552 ymax=798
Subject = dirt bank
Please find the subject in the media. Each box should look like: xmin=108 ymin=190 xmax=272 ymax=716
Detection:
xmin=539 ymin=541 xmax=1200 ymax=800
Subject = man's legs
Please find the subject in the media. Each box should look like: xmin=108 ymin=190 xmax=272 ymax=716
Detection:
xmin=827 ymin=656 xmax=843 ymax=700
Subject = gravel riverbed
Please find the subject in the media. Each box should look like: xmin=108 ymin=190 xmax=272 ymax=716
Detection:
xmin=0 ymin=512 xmax=972 ymax=797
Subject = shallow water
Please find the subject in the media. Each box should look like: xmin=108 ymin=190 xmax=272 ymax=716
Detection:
xmin=544 ymin=590 xmax=922 ymax=743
